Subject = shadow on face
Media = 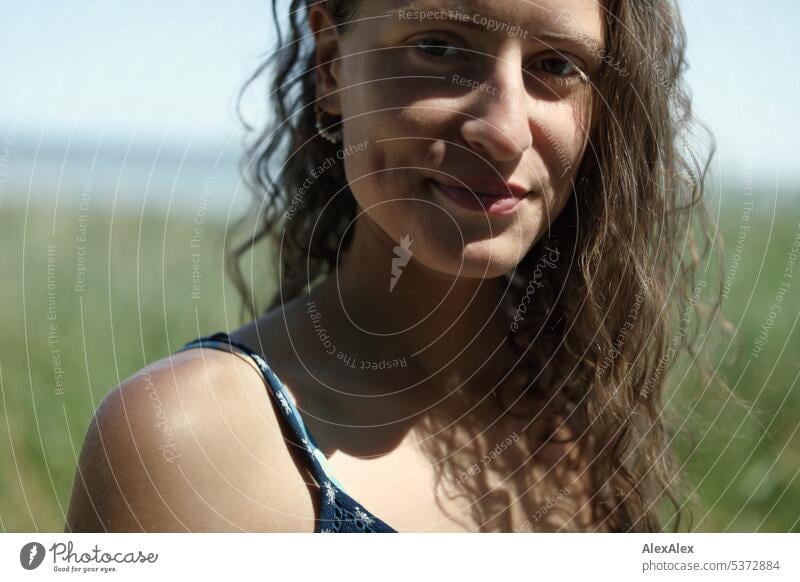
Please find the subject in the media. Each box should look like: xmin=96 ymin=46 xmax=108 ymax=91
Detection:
xmin=310 ymin=0 xmax=603 ymax=279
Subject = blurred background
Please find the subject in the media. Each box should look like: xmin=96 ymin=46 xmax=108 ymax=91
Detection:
xmin=1 ymin=0 xmax=799 ymax=532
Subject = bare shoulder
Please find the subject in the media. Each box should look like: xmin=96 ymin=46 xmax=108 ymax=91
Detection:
xmin=65 ymin=346 xmax=317 ymax=532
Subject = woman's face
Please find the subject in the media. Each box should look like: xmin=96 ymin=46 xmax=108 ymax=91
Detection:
xmin=319 ymin=0 xmax=604 ymax=279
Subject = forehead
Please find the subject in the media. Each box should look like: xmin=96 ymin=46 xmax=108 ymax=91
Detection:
xmin=362 ymin=0 xmax=604 ymax=39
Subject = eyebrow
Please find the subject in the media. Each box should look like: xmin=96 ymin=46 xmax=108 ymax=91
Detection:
xmin=383 ymin=7 xmax=604 ymax=56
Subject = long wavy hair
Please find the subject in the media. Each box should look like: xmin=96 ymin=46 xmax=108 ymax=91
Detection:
xmin=228 ymin=0 xmax=724 ymax=532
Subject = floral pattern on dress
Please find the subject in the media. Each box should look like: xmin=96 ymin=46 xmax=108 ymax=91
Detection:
xmin=323 ymin=481 xmax=336 ymax=505
xmin=353 ymin=506 xmax=375 ymax=526
xmin=300 ymin=437 xmax=315 ymax=457
xmin=251 ymin=354 xmax=268 ymax=372
xmin=275 ymin=391 xmax=292 ymax=416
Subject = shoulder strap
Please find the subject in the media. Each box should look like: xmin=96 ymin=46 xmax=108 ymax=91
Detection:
xmin=176 ymin=332 xmax=347 ymax=492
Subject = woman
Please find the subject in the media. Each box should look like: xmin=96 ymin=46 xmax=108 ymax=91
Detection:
xmin=66 ymin=0 xmax=718 ymax=533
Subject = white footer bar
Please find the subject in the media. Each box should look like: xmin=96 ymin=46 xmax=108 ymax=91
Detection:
xmin=1 ymin=533 xmax=798 ymax=581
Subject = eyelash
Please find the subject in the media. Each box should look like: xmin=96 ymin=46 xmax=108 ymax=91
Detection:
xmin=528 ymin=55 xmax=588 ymax=88
xmin=412 ymin=36 xmax=462 ymax=58
xmin=411 ymin=36 xmax=587 ymax=86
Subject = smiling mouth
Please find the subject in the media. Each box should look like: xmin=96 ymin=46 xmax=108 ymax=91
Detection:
xmin=428 ymin=179 xmax=529 ymax=215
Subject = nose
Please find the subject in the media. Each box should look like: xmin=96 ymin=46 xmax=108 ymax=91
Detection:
xmin=460 ymin=60 xmax=533 ymax=162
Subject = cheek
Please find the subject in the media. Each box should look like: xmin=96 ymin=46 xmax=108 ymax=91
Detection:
xmin=334 ymin=61 xmax=589 ymax=277
xmin=341 ymin=132 xmax=405 ymax=210
xmin=341 ymin=100 xmax=446 ymax=209
xmin=342 ymin=138 xmax=483 ymax=276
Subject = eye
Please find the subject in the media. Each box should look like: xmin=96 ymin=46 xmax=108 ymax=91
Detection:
xmin=413 ymin=36 xmax=460 ymax=58
xmin=528 ymin=53 xmax=589 ymax=88
xmin=532 ymin=56 xmax=581 ymax=77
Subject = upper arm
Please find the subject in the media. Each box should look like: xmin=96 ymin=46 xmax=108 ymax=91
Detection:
xmin=66 ymin=361 xmax=204 ymax=532
xmin=65 ymin=349 xmax=316 ymax=532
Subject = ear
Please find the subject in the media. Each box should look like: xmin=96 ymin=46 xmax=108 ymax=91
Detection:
xmin=308 ymin=4 xmax=343 ymax=116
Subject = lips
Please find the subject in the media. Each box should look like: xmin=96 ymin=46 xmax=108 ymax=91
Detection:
xmin=428 ymin=177 xmax=529 ymax=214
xmin=430 ymin=176 xmax=530 ymax=199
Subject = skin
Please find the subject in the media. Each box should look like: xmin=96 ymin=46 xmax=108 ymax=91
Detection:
xmin=67 ymin=0 xmax=606 ymax=532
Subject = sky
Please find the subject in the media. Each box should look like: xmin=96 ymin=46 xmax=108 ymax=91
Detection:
xmin=1 ymin=0 xmax=798 ymax=197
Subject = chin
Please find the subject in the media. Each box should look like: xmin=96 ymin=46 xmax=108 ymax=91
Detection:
xmin=414 ymin=234 xmax=527 ymax=281
xmin=460 ymin=241 xmax=526 ymax=279
xmin=359 ymin=195 xmax=536 ymax=281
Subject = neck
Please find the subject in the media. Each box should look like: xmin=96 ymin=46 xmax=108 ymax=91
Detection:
xmin=310 ymin=214 xmax=516 ymax=403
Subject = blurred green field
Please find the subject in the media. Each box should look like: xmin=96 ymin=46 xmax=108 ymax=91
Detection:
xmin=1 ymin=186 xmax=799 ymax=532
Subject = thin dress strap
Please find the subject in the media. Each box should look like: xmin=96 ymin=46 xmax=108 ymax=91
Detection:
xmin=175 ymin=332 xmax=396 ymax=533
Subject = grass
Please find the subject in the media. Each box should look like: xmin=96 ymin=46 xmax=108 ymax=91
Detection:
xmin=0 ymin=196 xmax=245 ymax=531
xmin=1 ymin=187 xmax=798 ymax=532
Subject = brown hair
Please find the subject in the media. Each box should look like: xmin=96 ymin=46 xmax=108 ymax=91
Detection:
xmin=229 ymin=0 xmax=724 ymax=532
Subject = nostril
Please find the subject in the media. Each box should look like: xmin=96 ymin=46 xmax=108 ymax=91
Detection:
xmin=462 ymin=117 xmax=531 ymax=162
xmin=459 ymin=87 xmax=533 ymax=161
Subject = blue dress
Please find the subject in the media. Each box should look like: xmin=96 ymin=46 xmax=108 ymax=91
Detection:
xmin=176 ymin=332 xmax=397 ymax=533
